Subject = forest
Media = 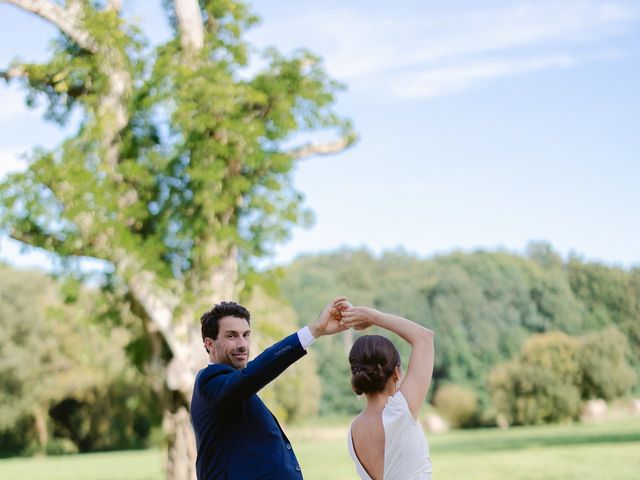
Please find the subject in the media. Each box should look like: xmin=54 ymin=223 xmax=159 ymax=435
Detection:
xmin=1 ymin=242 xmax=638 ymax=456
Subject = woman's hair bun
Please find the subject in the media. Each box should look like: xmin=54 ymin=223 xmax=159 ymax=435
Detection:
xmin=349 ymin=335 xmax=400 ymax=395
xmin=350 ymin=363 xmax=387 ymax=395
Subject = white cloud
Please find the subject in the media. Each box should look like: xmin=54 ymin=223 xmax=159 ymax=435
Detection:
xmin=392 ymin=54 xmax=577 ymax=99
xmin=251 ymin=0 xmax=638 ymax=98
xmin=394 ymin=49 xmax=626 ymax=98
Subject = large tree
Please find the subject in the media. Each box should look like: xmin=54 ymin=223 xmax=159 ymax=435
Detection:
xmin=0 ymin=1 xmax=355 ymax=478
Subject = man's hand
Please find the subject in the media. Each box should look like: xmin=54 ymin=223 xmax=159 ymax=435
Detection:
xmin=308 ymin=297 xmax=351 ymax=338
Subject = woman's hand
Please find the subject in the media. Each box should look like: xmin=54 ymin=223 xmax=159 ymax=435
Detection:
xmin=340 ymin=306 xmax=379 ymax=331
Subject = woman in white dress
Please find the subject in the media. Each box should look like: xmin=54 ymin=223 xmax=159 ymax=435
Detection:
xmin=341 ymin=306 xmax=435 ymax=480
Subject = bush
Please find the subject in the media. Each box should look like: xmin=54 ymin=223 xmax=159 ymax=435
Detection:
xmin=488 ymin=332 xmax=583 ymax=425
xmin=0 ymin=417 xmax=36 ymax=458
xmin=578 ymin=327 xmax=637 ymax=400
xmin=433 ymin=384 xmax=479 ymax=428
xmin=488 ymin=328 xmax=638 ymax=426
xmin=45 ymin=438 xmax=78 ymax=456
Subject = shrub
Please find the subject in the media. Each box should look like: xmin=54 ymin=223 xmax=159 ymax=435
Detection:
xmin=578 ymin=327 xmax=637 ymax=400
xmin=45 ymin=438 xmax=78 ymax=456
xmin=488 ymin=332 xmax=583 ymax=425
xmin=433 ymin=383 xmax=479 ymax=428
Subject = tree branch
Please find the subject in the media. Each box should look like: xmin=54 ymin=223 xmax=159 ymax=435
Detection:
xmin=173 ymin=0 xmax=204 ymax=51
xmin=66 ymin=0 xmax=81 ymax=17
xmin=0 ymin=65 xmax=26 ymax=82
xmin=2 ymin=0 xmax=98 ymax=53
xmin=127 ymin=271 xmax=177 ymax=344
xmin=9 ymin=228 xmax=93 ymax=258
xmin=1 ymin=63 xmax=88 ymax=98
xmin=287 ymin=132 xmax=359 ymax=161
xmin=105 ymin=0 xmax=121 ymax=12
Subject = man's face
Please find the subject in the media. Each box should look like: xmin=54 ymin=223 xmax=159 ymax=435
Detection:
xmin=210 ymin=316 xmax=251 ymax=370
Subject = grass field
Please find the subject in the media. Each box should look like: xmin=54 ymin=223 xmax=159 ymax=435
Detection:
xmin=1 ymin=417 xmax=639 ymax=480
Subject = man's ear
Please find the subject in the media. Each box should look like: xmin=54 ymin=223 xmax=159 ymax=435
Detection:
xmin=204 ymin=337 xmax=216 ymax=354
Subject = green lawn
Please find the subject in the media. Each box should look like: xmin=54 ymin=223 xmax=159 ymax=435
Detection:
xmin=0 ymin=448 xmax=163 ymax=480
xmin=1 ymin=418 xmax=639 ymax=480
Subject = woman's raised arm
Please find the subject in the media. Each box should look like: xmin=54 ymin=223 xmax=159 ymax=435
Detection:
xmin=342 ymin=307 xmax=434 ymax=419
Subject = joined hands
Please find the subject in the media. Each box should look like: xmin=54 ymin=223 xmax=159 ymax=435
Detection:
xmin=309 ymin=297 xmax=377 ymax=337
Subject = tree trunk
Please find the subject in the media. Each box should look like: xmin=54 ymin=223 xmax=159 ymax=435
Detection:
xmin=343 ymin=327 xmax=354 ymax=355
xmin=164 ymin=403 xmax=197 ymax=480
xmin=33 ymin=407 xmax=48 ymax=454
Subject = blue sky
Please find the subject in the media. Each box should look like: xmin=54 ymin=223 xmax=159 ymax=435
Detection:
xmin=1 ymin=0 xmax=639 ymax=270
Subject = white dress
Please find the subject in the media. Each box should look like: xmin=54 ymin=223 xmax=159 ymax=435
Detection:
xmin=347 ymin=391 xmax=432 ymax=480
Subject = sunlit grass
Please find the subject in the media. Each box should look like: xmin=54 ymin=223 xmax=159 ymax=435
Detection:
xmin=1 ymin=417 xmax=639 ymax=480
xmin=430 ymin=418 xmax=640 ymax=480
xmin=291 ymin=417 xmax=640 ymax=480
xmin=0 ymin=448 xmax=162 ymax=480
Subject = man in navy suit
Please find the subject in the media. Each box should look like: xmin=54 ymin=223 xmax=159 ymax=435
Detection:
xmin=191 ymin=297 xmax=349 ymax=479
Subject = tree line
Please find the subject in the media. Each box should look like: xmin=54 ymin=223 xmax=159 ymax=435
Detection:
xmin=1 ymin=242 xmax=637 ymax=455
xmin=279 ymin=244 xmax=639 ymax=423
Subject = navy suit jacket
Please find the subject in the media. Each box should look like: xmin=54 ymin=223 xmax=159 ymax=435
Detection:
xmin=191 ymin=332 xmax=308 ymax=480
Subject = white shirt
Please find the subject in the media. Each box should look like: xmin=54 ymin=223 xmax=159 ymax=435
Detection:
xmin=297 ymin=325 xmax=316 ymax=349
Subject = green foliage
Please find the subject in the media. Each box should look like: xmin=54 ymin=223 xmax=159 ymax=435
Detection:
xmin=0 ymin=417 xmax=35 ymax=458
xmin=0 ymin=266 xmax=161 ymax=455
xmin=279 ymin=245 xmax=639 ymax=420
xmin=48 ymin=377 xmax=161 ymax=453
xmin=279 ymin=249 xmax=414 ymax=414
xmin=489 ymin=332 xmax=583 ymax=425
xmin=578 ymin=327 xmax=636 ymax=400
xmin=425 ymin=250 xmax=584 ymax=394
xmin=568 ymin=260 xmax=640 ymax=361
xmin=314 ymin=338 xmax=362 ymax=416
xmin=0 ymin=0 xmax=352 ymax=288
xmin=433 ymin=383 xmax=479 ymax=428
xmin=488 ymin=328 xmax=637 ymax=426
xmin=144 ymin=37 xmax=351 ymax=273
xmin=0 ymin=267 xmax=73 ymax=434
xmin=567 ymin=259 xmax=640 ymax=392
xmin=244 ymin=288 xmax=321 ymax=423
xmin=44 ymin=438 xmax=78 ymax=456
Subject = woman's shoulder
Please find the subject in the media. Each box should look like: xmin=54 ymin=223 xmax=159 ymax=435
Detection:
xmin=350 ymin=411 xmax=364 ymax=428
xmin=385 ymin=391 xmax=410 ymax=411
xmin=383 ymin=391 xmax=419 ymax=425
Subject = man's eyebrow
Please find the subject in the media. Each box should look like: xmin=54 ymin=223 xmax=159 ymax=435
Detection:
xmin=223 ymin=329 xmax=251 ymax=334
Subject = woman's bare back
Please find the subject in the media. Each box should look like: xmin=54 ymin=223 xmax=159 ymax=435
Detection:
xmin=351 ymin=410 xmax=386 ymax=479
